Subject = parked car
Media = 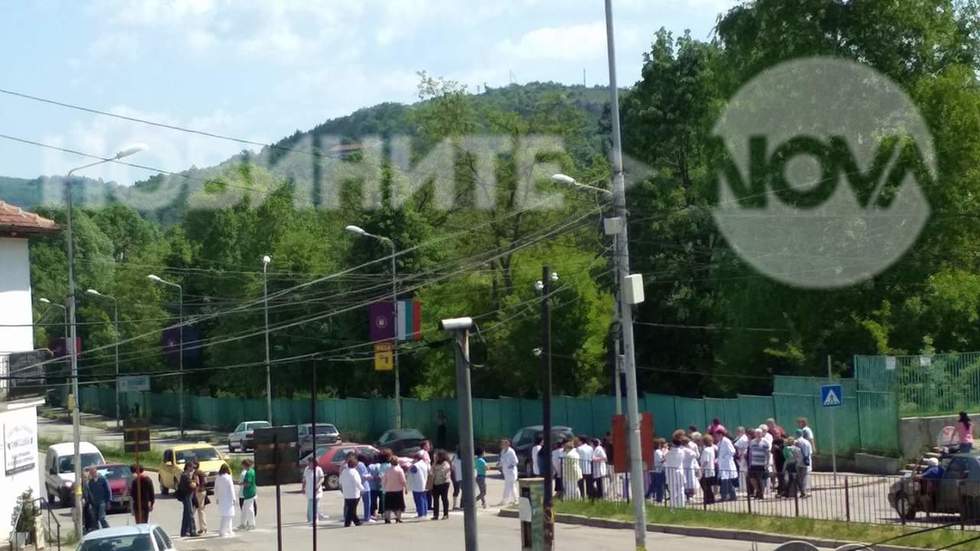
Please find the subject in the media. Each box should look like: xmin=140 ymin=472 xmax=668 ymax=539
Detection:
xmin=377 ymin=428 xmax=426 ymax=457
xmin=78 ymin=524 xmax=175 ymax=551
xmin=44 ymin=441 xmax=105 ymax=507
xmin=95 ymin=463 xmax=135 ymax=513
xmin=158 ymin=443 xmax=228 ymax=496
xmin=300 ymin=443 xmax=380 ymax=490
xmin=227 ymin=420 xmax=271 ymax=453
xmin=512 ymin=425 xmax=575 ymax=476
xmin=297 ymin=423 xmax=341 ymax=456
xmin=889 ymin=452 xmax=980 ymax=520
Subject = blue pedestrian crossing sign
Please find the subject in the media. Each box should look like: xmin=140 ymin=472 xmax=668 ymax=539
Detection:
xmin=821 ymin=384 xmax=843 ymax=408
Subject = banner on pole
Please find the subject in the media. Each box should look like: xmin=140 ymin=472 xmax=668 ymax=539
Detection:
xmin=374 ymin=341 xmax=394 ymax=371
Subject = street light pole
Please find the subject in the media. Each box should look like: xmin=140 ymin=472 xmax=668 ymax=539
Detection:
xmin=64 ymin=143 xmax=146 ymax=540
xmin=604 ymin=1 xmax=647 ymax=547
xmin=148 ymin=274 xmax=183 ymax=438
xmin=85 ymin=289 xmax=119 ymax=428
xmin=262 ymin=255 xmax=272 ymax=424
xmin=345 ymin=225 xmax=401 ymax=429
xmin=537 ymin=267 xmax=556 ymax=550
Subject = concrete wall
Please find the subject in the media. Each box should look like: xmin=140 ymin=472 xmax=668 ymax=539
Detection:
xmin=900 ymin=411 xmax=976 ymax=459
xmin=0 ymin=401 xmax=41 ymax=542
xmin=0 ymin=238 xmax=34 ymax=355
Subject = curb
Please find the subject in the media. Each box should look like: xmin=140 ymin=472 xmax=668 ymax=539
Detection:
xmin=496 ymin=510 xmax=932 ymax=551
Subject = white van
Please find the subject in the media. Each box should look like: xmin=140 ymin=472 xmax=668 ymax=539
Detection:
xmin=44 ymin=441 xmax=105 ymax=506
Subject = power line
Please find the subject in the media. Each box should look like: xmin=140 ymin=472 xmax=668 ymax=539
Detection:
xmin=634 ymin=321 xmax=789 ymax=333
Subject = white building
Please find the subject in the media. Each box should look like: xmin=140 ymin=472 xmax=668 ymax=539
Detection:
xmin=0 ymin=201 xmax=55 ymax=541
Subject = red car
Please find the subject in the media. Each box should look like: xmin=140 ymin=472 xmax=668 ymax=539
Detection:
xmin=303 ymin=443 xmax=379 ymax=491
xmin=95 ymin=464 xmax=134 ymax=513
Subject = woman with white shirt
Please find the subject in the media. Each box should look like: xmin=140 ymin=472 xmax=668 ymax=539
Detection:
xmin=551 ymin=442 xmax=565 ymax=498
xmin=499 ymin=439 xmax=520 ymax=506
xmin=664 ymin=430 xmax=698 ymax=508
xmin=717 ymin=431 xmax=738 ymax=501
xmin=339 ymin=456 xmax=363 ymax=527
xmin=699 ymin=434 xmax=718 ymax=504
xmin=591 ymin=438 xmax=608 ymax=499
xmin=561 ymin=441 xmax=582 ymax=500
xmin=683 ymin=434 xmax=701 ymax=499
xmin=214 ymin=464 xmax=236 ymax=537
xmin=733 ymin=426 xmax=749 ymax=495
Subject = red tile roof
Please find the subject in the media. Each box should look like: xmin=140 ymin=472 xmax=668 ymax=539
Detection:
xmin=0 ymin=200 xmax=58 ymax=236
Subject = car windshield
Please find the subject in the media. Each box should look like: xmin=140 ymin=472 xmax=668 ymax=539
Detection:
xmin=79 ymin=534 xmax=153 ymax=551
xmin=98 ymin=465 xmax=133 ymax=480
xmin=58 ymin=453 xmax=103 ymax=474
xmin=176 ymin=448 xmax=220 ymax=463
xmin=384 ymin=429 xmax=424 ymax=442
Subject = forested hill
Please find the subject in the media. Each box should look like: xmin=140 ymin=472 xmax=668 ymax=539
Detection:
xmin=0 ymin=175 xmax=119 ymax=210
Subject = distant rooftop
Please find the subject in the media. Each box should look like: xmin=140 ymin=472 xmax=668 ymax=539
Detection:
xmin=0 ymin=200 xmax=57 ymax=236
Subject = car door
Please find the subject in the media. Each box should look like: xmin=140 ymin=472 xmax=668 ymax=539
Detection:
xmin=940 ymin=458 xmax=969 ymax=513
xmin=232 ymin=423 xmax=245 ymax=445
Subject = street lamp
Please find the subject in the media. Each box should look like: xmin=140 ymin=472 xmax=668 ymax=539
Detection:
xmin=147 ymin=274 xmax=183 ymax=438
xmin=64 ymin=143 xmax=146 ymax=539
xmin=262 ymin=255 xmax=272 ymax=424
xmin=345 ymin=224 xmax=401 ymax=429
xmin=85 ymin=289 xmax=120 ymax=429
xmin=551 ymin=173 xmax=613 ymax=197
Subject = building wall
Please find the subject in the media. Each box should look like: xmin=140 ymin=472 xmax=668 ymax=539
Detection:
xmin=0 ymin=403 xmax=40 ymax=542
xmin=0 ymin=238 xmax=34 ymax=355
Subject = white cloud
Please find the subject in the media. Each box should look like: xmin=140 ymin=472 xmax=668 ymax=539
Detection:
xmin=497 ymin=22 xmax=608 ymax=62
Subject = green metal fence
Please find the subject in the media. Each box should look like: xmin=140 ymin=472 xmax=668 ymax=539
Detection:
xmin=855 ymin=351 xmax=980 ymax=417
xmin=76 ymin=373 xmax=900 ymax=454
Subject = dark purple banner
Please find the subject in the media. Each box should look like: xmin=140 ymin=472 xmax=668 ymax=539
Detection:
xmin=369 ymin=301 xmax=394 ymax=341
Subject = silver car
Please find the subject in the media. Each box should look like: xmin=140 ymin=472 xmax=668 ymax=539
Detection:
xmin=227 ymin=420 xmax=270 ymax=453
xmin=78 ymin=525 xmax=175 ymax=551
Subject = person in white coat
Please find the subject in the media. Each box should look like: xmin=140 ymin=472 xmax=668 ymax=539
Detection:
xmin=683 ymin=434 xmax=701 ymax=498
xmin=664 ymin=430 xmax=698 ymax=508
xmin=717 ymin=431 xmax=738 ymax=501
xmin=339 ymin=456 xmax=363 ymax=527
xmin=561 ymin=441 xmax=582 ymax=500
xmin=302 ymin=456 xmax=327 ymax=524
xmin=591 ymin=438 xmax=608 ymax=499
xmin=733 ymin=426 xmax=749 ymax=495
xmin=214 ymin=464 xmax=237 ymax=537
xmin=530 ymin=437 xmax=543 ymax=477
xmin=499 ymin=439 xmax=519 ymax=506
xmin=699 ymin=434 xmax=718 ymax=504
xmin=575 ymin=436 xmax=595 ymax=499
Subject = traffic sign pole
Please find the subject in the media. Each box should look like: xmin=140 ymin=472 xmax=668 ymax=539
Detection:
xmin=827 ymin=355 xmax=838 ymax=485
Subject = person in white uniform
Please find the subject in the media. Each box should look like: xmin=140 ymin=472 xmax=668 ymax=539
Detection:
xmin=664 ymin=430 xmax=698 ymax=508
xmin=575 ymin=436 xmax=594 ymax=499
xmin=498 ymin=439 xmax=519 ymax=506
xmin=733 ymin=426 xmax=749 ymax=494
xmin=214 ymin=464 xmax=236 ymax=537
xmin=717 ymin=430 xmax=738 ymax=501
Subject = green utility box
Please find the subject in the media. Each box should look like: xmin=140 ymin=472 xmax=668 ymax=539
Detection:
xmin=519 ymin=478 xmax=546 ymax=551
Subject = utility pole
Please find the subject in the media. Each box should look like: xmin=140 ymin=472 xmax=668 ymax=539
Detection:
xmin=263 ymin=255 xmax=272 ymax=424
xmin=441 ymin=317 xmax=478 ymax=551
xmin=148 ymin=274 xmax=183 ymax=438
xmin=605 ymin=1 xmax=647 ymax=548
xmin=539 ymin=266 xmax=555 ymax=550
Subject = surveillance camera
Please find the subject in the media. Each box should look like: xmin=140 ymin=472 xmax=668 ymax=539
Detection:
xmin=439 ymin=317 xmax=474 ymax=332
xmin=531 ymin=347 xmax=542 ymax=357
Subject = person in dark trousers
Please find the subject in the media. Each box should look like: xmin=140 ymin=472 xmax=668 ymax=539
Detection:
xmin=130 ymin=464 xmax=155 ymax=524
xmin=177 ymin=462 xmax=198 ymax=537
xmin=430 ymin=450 xmax=452 ymax=520
xmin=86 ymin=466 xmax=111 ymax=530
xmin=339 ymin=455 xmax=363 ymax=527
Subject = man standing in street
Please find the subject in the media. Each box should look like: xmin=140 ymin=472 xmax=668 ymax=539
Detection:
xmin=129 ymin=464 xmax=154 ymax=524
xmin=498 ymin=439 xmax=519 ymax=506
xmin=239 ymin=459 xmax=257 ymax=530
xmin=302 ymin=456 xmax=327 ymax=524
xmin=86 ymin=466 xmax=111 ymax=530
xmin=575 ymin=436 xmax=594 ymax=499
xmin=177 ymin=462 xmax=197 ymax=537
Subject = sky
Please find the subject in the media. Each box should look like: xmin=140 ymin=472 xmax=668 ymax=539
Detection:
xmin=0 ymin=0 xmax=735 ymax=186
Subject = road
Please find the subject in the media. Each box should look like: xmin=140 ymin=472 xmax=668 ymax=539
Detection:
xmin=44 ymin=475 xmax=781 ymax=551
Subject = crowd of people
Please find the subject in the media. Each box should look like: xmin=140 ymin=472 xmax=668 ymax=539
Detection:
xmin=642 ymin=417 xmax=816 ymax=508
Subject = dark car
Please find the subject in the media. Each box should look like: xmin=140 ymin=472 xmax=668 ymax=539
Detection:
xmin=889 ymin=452 xmax=980 ymax=520
xmin=512 ymin=425 xmax=575 ymax=476
xmin=297 ymin=423 xmax=341 ymax=456
xmin=298 ymin=443 xmax=380 ymax=491
xmin=377 ymin=428 xmax=426 ymax=457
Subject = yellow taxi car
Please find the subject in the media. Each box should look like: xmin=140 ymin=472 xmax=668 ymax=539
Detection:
xmin=158 ymin=443 xmax=229 ymax=495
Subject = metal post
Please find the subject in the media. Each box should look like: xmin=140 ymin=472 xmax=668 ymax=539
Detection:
xmin=113 ymin=299 xmax=119 ymax=429
xmin=64 ymin=175 xmax=83 ymax=541
xmin=263 ymin=257 xmax=272 ymax=424
xmin=311 ymin=359 xmax=318 ymax=547
xmin=178 ymin=286 xmax=183 ymax=439
xmin=453 ymin=329 xmax=478 ymax=551
xmin=390 ymin=243 xmax=401 ymax=429
xmin=613 ymin=234 xmax=623 ymax=417
xmin=274 ymin=432 xmax=282 ymax=551
xmin=605 ymin=1 xmax=646 ymax=547
xmin=541 ymin=266 xmax=554 ymax=550
xmin=844 ymin=476 xmax=850 ymax=522
xmin=828 ymin=355 xmax=837 ymax=485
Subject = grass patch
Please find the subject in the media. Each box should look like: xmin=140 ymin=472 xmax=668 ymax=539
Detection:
xmin=555 ymin=501 xmax=979 ymax=550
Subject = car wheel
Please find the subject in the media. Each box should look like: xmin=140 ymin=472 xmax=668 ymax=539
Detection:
xmin=160 ymin=476 xmax=169 ymax=496
xmin=229 ymin=441 xmax=237 ymax=453
xmin=895 ymin=492 xmax=917 ymax=521
xmin=325 ymin=474 xmax=340 ymax=491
